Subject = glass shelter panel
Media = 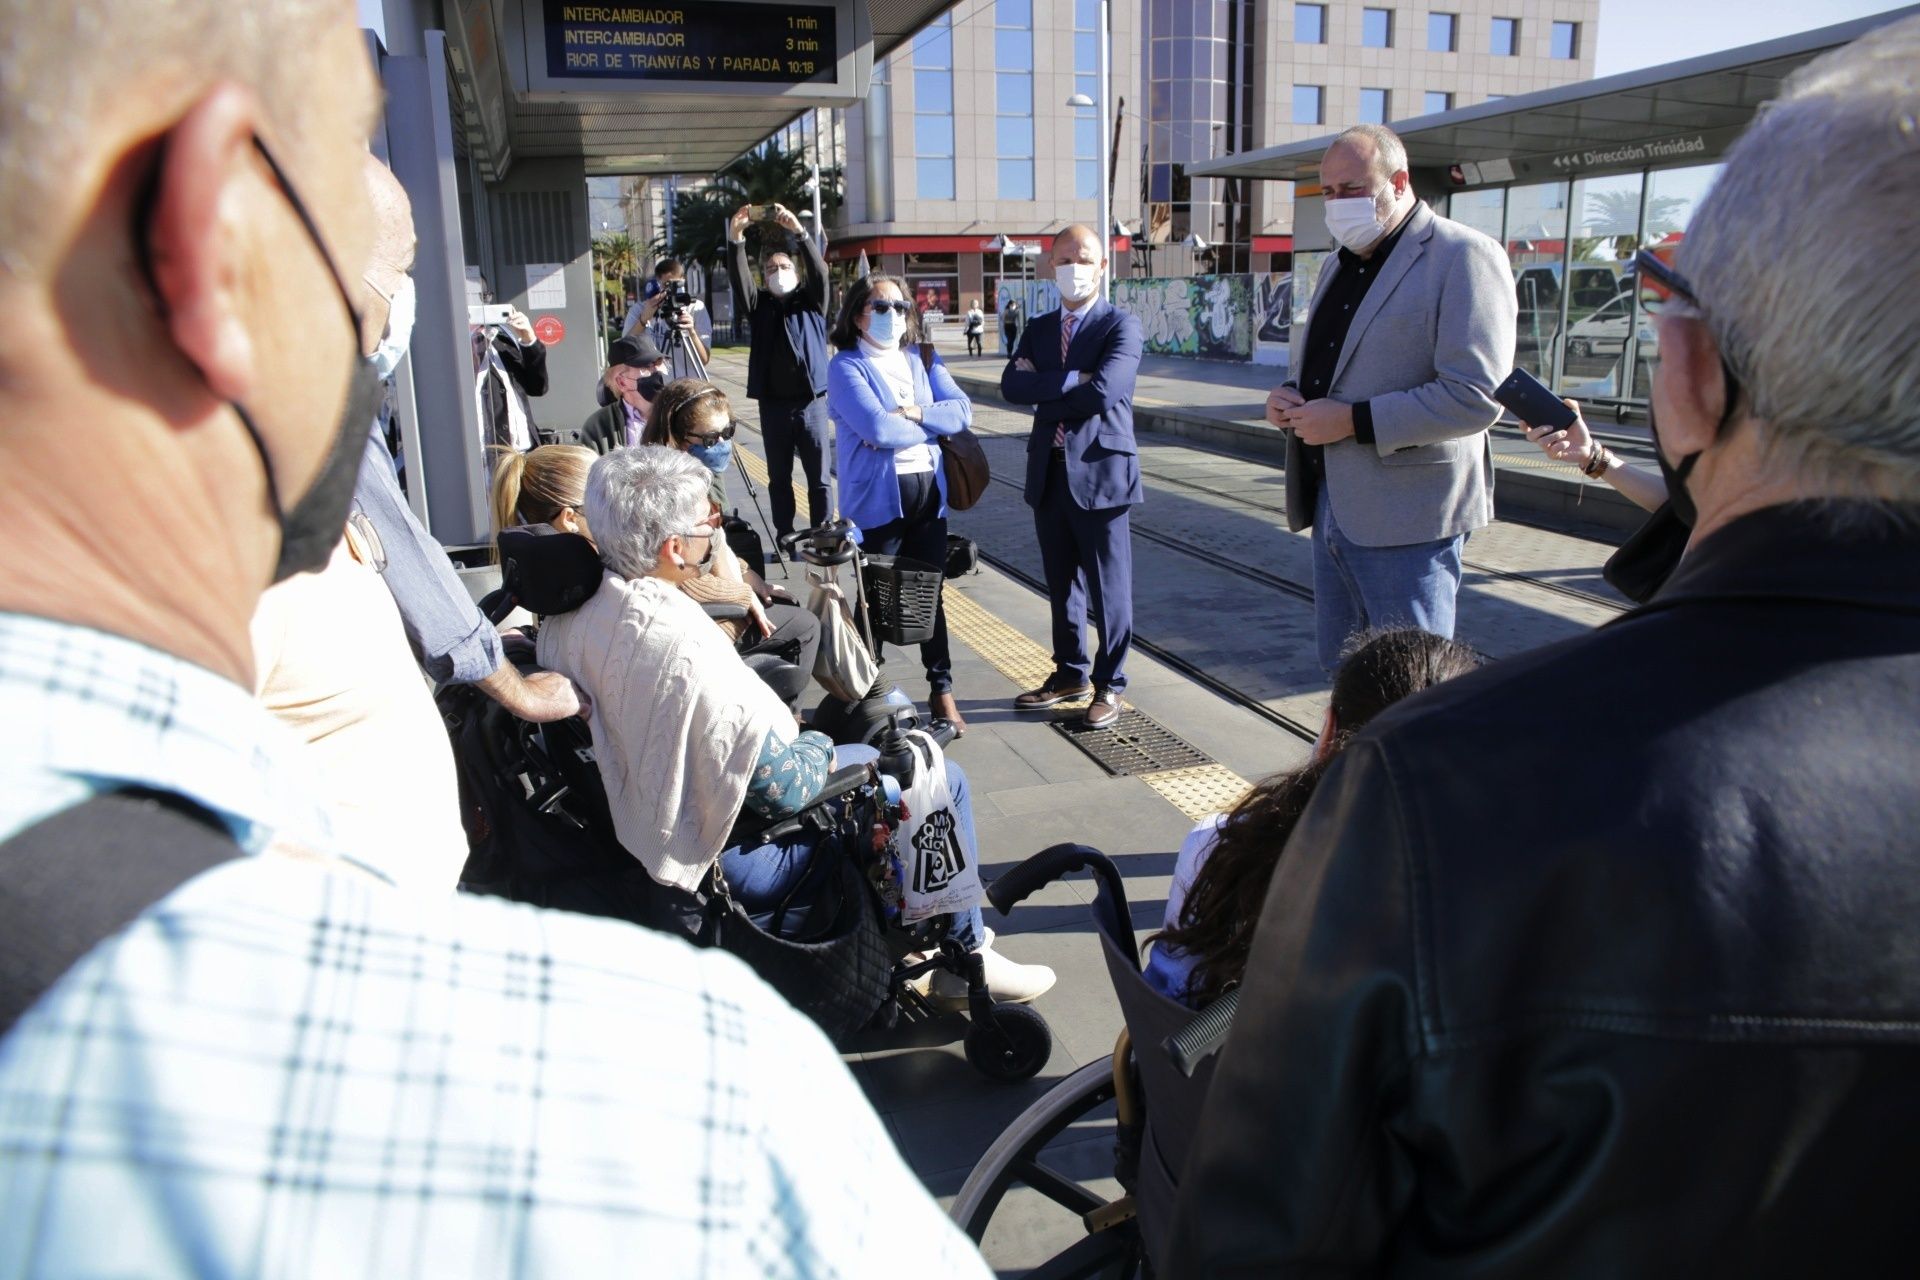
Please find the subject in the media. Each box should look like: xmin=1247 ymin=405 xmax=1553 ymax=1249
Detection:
xmin=1505 ymin=180 xmax=1570 ymax=384
xmin=1560 ymin=172 xmax=1644 ymax=397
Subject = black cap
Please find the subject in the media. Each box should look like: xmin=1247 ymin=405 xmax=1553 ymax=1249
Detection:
xmin=608 ymin=334 xmax=665 ymax=367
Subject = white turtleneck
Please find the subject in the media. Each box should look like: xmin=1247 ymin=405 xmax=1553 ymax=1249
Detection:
xmin=859 ymin=336 xmax=936 ymax=475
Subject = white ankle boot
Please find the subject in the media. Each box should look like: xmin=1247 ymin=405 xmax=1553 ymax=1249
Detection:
xmin=927 ymin=938 xmax=1056 ymax=1009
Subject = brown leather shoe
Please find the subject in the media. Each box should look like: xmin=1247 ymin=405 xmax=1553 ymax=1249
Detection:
xmin=929 ymin=690 xmax=967 ymax=737
xmin=1014 ymin=679 xmax=1094 ymax=710
xmin=1083 ymin=689 xmax=1121 ymax=729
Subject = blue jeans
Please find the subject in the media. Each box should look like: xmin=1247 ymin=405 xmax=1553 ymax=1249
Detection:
xmin=1311 ymin=487 xmax=1465 ymax=672
xmin=719 ymin=744 xmax=985 ymax=946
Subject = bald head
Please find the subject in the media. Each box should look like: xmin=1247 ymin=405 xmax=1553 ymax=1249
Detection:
xmin=0 ymin=0 xmax=338 ymax=282
xmin=1050 ymin=224 xmax=1106 ymax=304
xmin=362 ymin=157 xmax=415 ymax=352
xmin=1056 ymin=224 xmax=1104 ymax=258
xmin=366 ymin=158 xmax=416 ymax=281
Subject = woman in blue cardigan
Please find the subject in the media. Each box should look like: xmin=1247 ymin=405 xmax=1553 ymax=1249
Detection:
xmin=826 ymin=275 xmax=972 ymax=734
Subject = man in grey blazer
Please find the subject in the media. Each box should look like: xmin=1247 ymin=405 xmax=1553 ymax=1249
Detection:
xmin=1269 ymin=125 xmax=1516 ymax=670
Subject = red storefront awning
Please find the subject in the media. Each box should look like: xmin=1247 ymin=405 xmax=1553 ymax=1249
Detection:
xmin=825 ymin=234 xmax=1133 ymax=262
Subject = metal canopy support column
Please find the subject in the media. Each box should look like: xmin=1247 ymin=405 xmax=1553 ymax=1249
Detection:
xmin=384 ymin=34 xmax=491 ymax=547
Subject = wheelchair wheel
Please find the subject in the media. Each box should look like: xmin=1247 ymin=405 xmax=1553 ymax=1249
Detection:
xmin=964 ymin=1002 xmax=1053 ymax=1082
xmin=951 ymin=1059 xmax=1145 ymax=1276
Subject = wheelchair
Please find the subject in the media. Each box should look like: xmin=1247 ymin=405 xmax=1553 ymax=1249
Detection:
xmin=445 ymin=526 xmax=1055 ymax=1082
xmin=947 ymin=843 xmax=1242 ymax=1276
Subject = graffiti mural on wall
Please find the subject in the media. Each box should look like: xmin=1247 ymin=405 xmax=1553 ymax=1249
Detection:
xmin=1111 ymin=275 xmax=1255 ymax=359
xmin=1255 ymin=272 xmax=1293 ymax=346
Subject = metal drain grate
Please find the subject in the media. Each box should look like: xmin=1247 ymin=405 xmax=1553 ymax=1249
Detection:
xmin=1054 ymin=709 xmax=1212 ymax=776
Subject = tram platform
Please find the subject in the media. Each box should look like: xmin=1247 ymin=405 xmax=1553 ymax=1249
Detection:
xmin=700 ymin=346 xmax=1634 ymax=1272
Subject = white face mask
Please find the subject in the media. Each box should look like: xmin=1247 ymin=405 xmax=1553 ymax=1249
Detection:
xmin=767 ymin=267 xmax=798 ymax=296
xmin=866 ymin=307 xmax=905 ymax=347
xmin=1056 ymin=262 xmax=1101 ymax=302
xmin=1324 ymin=194 xmax=1391 ymax=253
xmin=369 ymin=275 xmax=416 ymax=381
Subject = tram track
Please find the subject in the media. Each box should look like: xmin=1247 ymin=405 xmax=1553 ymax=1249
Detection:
xmin=968 ymin=545 xmax=1325 ymax=747
xmin=968 ymin=422 xmax=1629 ymax=616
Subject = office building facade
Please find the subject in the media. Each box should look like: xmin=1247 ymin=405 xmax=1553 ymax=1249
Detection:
xmin=753 ymin=1 xmax=1597 ymax=303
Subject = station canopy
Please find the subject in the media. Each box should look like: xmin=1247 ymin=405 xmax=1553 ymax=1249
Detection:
xmin=1189 ymin=6 xmax=1919 ymax=187
xmin=447 ymin=0 xmax=961 ymax=179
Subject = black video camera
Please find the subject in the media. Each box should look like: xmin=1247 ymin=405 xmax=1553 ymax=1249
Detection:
xmin=663 ymin=280 xmax=694 ymax=324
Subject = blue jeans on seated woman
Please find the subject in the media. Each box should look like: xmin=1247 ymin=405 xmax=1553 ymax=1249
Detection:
xmin=718 ymin=743 xmax=985 ymax=947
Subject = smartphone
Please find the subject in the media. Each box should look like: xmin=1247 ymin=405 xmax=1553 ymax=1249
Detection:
xmin=469 ymin=303 xmax=514 ymax=327
xmin=1493 ymin=367 xmax=1577 ymax=431
xmin=747 ymin=204 xmax=767 ymax=220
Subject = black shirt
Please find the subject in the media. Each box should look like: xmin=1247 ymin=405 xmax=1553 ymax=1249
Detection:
xmin=1295 ymin=203 xmax=1417 ymax=471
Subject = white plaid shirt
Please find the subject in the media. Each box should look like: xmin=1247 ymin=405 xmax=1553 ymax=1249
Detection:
xmin=0 ymin=613 xmax=989 ymax=1279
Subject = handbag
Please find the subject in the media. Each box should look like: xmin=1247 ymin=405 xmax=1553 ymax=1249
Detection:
xmin=806 ymin=574 xmax=881 ymax=703
xmin=919 ymin=342 xmax=991 ymax=511
xmin=699 ymin=839 xmax=894 ymax=1046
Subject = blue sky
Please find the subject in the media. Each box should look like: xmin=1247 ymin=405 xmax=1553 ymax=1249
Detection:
xmin=1594 ymin=0 xmax=1913 ymax=75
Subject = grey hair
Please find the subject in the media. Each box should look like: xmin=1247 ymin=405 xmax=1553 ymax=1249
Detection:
xmin=585 ymin=445 xmax=712 ymax=581
xmin=1327 ymin=124 xmax=1409 ymax=182
xmin=1683 ymin=15 xmax=1920 ymax=499
xmin=0 ymin=0 xmax=334 ymax=278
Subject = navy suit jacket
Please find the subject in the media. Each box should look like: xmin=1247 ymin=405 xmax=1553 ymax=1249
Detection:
xmin=1001 ymin=301 xmax=1145 ymax=510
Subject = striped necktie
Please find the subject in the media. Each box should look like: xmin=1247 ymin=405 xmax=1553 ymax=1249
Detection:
xmin=1053 ymin=313 xmax=1078 ymax=448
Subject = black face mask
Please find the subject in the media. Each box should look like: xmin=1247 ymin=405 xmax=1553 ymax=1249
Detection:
xmin=636 ymin=370 xmax=668 ymax=400
xmin=142 ymin=136 xmax=378 ymax=583
xmin=1648 ymin=353 xmax=1743 ymax=531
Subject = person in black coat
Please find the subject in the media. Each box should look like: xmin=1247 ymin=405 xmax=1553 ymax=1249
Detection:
xmin=1167 ymin=21 xmax=1920 ymax=1276
xmin=578 ymin=334 xmax=668 ymax=455
xmin=726 ymin=202 xmax=832 ymax=538
xmin=472 ymin=305 xmax=548 ymax=460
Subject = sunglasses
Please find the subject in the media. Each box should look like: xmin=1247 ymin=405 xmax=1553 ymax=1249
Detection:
xmin=682 ymin=422 xmax=737 ymax=447
xmin=1632 ymin=248 xmax=1700 ymax=316
xmin=866 ymin=300 xmax=911 ymax=316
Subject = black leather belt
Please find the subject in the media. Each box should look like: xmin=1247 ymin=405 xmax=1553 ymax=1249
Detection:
xmin=1049 ymin=447 xmax=1067 ymax=461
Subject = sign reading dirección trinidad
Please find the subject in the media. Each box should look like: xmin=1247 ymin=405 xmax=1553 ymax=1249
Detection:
xmin=543 ymin=2 xmax=838 ymax=84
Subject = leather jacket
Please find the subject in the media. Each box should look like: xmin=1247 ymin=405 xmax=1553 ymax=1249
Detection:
xmin=1166 ymin=501 xmax=1920 ymax=1278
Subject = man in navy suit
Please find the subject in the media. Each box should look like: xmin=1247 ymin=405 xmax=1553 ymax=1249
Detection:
xmin=1001 ymin=226 xmax=1145 ymax=729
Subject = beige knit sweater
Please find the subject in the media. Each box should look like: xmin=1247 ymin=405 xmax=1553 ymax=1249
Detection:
xmin=536 ymin=571 xmax=793 ymax=891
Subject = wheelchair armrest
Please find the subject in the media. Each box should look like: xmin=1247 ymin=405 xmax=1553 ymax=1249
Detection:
xmin=728 ymin=764 xmax=876 ymax=848
xmin=702 ymin=603 xmax=751 ymax=623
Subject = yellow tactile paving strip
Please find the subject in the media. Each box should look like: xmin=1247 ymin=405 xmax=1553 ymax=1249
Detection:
xmin=735 ymin=441 xmax=1251 ymax=822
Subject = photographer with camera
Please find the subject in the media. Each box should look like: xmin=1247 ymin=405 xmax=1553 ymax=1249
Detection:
xmin=624 ymin=257 xmax=711 ymax=380
xmin=470 ymin=280 xmax=549 ymax=465
xmin=726 ymin=202 xmax=832 ymax=539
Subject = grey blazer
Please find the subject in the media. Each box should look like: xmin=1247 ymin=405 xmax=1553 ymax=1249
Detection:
xmin=1285 ymin=202 xmax=1517 ymax=547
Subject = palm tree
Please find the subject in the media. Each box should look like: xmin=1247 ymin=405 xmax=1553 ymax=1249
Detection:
xmin=1584 ymin=189 xmax=1690 ymax=240
xmin=592 ymin=232 xmax=643 ymax=335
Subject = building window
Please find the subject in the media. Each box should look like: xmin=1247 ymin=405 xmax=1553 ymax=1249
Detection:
xmin=1293 ymin=84 xmax=1324 ymax=126
xmin=1294 ymin=3 xmax=1325 ymax=44
xmin=1427 ymin=12 xmax=1456 ymax=53
xmin=912 ymin=16 xmax=954 ymax=200
xmin=995 ymin=1 xmax=1034 ymax=200
xmin=1359 ymin=88 xmax=1390 ymax=124
xmin=1423 ymin=90 xmax=1454 ymax=115
xmin=1490 ymin=16 xmax=1519 ymax=56
xmin=1361 ymin=8 xmax=1393 ymax=48
xmin=1551 ymin=20 xmax=1580 ymax=59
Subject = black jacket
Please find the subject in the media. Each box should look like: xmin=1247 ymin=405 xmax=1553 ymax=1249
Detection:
xmin=476 ymin=329 xmax=548 ymax=454
xmin=1167 ymin=501 xmax=1920 ymax=1278
xmin=577 ymin=401 xmax=630 ymax=456
xmin=728 ymin=234 xmax=830 ymax=402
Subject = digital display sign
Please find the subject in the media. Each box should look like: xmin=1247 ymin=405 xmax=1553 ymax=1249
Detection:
xmin=543 ymin=2 xmax=839 ymax=85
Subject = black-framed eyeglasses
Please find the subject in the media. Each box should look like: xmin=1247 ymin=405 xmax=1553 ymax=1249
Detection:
xmin=681 ymin=421 xmax=736 ymax=447
xmin=867 ymin=299 xmax=911 ymax=315
xmin=1633 ymin=248 xmax=1700 ymax=316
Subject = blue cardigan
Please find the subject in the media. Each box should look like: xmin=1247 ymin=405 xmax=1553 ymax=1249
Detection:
xmin=826 ymin=344 xmax=972 ymax=536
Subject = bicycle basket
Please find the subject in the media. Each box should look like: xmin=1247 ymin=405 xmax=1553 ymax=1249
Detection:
xmin=860 ymin=553 xmax=943 ymax=647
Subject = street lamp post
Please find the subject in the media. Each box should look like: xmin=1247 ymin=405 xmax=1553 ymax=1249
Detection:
xmin=1064 ymin=0 xmax=1113 ymax=301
